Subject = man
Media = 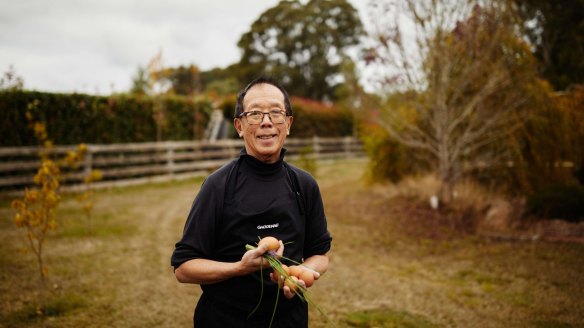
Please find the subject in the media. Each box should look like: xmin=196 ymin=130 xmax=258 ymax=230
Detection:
xmin=171 ymin=76 xmax=332 ymax=327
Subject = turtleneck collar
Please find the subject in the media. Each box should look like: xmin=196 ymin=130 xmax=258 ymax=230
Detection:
xmin=239 ymin=148 xmax=286 ymax=177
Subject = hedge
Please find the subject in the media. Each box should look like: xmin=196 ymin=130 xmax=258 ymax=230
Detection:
xmin=0 ymin=91 xmax=356 ymax=147
xmin=0 ymin=91 xmax=212 ymax=146
xmin=288 ymin=97 xmax=354 ymax=138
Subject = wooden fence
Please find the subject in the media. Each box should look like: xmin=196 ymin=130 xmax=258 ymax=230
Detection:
xmin=0 ymin=137 xmax=364 ymax=192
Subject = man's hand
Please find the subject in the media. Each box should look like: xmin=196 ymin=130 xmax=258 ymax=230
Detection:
xmin=270 ymin=264 xmax=321 ymax=299
xmin=282 ymin=279 xmax=305 ymax=299
xmin=239 ymin=240 xmax=284 ymax=274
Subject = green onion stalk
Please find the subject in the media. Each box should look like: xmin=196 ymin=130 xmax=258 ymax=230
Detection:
xmin=244 ymin=243 xmax=335 ymax=328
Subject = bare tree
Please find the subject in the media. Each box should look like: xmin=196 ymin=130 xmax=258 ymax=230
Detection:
xmin=0 ymin=65 xmax=24 ymax=91
xmin=147 ymin=51 xmax=170 ymax=142
xmin=365 ymin=0 xmax=538 ymax=202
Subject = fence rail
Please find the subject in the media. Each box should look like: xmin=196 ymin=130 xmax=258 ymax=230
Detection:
xmin=0 ymin=137 xmax=364 ymax=192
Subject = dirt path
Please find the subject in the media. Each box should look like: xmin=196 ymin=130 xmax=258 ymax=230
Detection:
xmin=100 ymin=180 xmax=202 ymax=327
xmin=2 ymin=159 xmax=583 ymax=328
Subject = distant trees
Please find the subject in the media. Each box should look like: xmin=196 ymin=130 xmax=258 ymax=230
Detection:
xmin=133 ymin=52 xmax=208 ymax=141
xmin=513 ymin=0 xmax=584 ymax=91
xmin=164 ymin=65 xmax=203 ymax=96
xmin=236 ymin=0 xmax=364 ymax=101
xmin=507 ymin=83 xmax=584 ymax=193
xmin=365 ymin=0 xmax=541 ymax=202
xmin=0 ymin=65 xmax=24 ymax=91
xmin=200 ymin=66 xmax=240 ymax=98
xmin=127 ymin=1 xmax=365 ymax=102
xmin=130 ymin=54 xmax=202 ymax=97
xmin=129 ymin=66 xmax=149 ymax=96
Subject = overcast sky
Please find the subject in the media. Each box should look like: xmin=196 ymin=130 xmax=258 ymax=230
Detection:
xmin=0 ymin=0 xmax=371 ymax=95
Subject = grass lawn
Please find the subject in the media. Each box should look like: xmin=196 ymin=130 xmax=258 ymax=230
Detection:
xmin=1 ymin=159 xmax=583 ymax=327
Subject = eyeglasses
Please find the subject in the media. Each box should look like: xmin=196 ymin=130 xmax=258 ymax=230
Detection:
xmin=239 ymin=110 xmax=288 ymax=125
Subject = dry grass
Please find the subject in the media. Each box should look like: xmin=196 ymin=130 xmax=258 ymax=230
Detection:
xmin=1 ymin=159 xmax=583 ymax=327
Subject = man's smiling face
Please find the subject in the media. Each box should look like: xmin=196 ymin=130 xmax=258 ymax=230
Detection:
xmin=234 ymin=83 xmax=293 ymax=163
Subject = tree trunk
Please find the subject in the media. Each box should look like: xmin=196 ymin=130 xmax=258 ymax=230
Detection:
xmin=36 ymin=239 xmax=47 ymax=316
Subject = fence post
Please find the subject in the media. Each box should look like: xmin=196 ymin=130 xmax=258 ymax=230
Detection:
xmin=166 ymin=143 xmax=175 ymax=176
xmin=84 ymin=147 xmax=93 ymax=176
xmin=344 ymin=136 xmax=351 ymax=159
xmin=312 ymin=135 xmax=320 ymax=159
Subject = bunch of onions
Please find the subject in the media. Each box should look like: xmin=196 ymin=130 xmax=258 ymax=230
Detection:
xmin=245 ymin=236 xmax=328 ymax=327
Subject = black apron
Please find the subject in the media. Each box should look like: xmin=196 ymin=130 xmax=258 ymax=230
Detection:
xmin=195 ymin=157 xmax=308 ymax=328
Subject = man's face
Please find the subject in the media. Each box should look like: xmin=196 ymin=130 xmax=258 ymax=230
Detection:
xmin=234 ymin=83 xmax=293 ymax=163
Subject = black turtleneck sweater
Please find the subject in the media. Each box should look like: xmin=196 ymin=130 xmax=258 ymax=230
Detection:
xmin=171 ymin=149 xmax=332 ymax=316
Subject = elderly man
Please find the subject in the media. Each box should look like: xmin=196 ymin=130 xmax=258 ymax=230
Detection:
xmin=171 ymin=76 xmax=332 ymax=327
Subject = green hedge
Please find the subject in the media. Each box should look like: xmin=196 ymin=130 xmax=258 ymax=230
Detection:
xmin=0 ymin=91 xmax=356 ymax=147
xmin=289 ymin=97 xmax=354 ymax=138
xmin=0 ymin=91 xmax=212 ymax=146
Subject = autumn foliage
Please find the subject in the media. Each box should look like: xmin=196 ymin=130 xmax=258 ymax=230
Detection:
xmin=11 ymin=104 xmax=101 ymax=315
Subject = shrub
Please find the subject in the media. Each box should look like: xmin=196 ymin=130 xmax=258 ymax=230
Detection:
xmin=526 ymin=184 xmax=584 ymax=222
xmin=360 ymin=124 xmax=429 ymax=183
xmin=290 ymin=97 xmax=355 ymax=138
xmin=11 ymin=107 xmax=96 ymax=315
xmin=0 ymin=91 xmax=212 ymax=146
xmin=1 ymin=91 xmax=356 ymax=146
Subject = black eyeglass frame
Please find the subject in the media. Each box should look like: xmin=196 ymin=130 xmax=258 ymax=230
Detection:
xmin=237 ymin=110 xmax=289 ymax=124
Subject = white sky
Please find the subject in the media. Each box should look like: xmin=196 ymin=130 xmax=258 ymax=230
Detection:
xmin=0 ymin=0 xmax=371 ymax=95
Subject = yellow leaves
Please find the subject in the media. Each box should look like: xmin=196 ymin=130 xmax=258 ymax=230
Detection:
xmin=11 ymin=199 xmax=26 ymax=211
xmin=62 ymin=144 xmax=89 ymax=168
xmin=15 ymin=102 xmax=102 ymax=289
xmin=29 ymin=211 xmax=41 ymax=227
xmin=78 ymin=169 xmax=101 ymax=224
xmin=33 ymin=160 xmax=61 ymax=193
xmin=13 ymin=183 xmax=60 ymax=240
xmin=84 ymin=170 xmax=102 ymax=184
xmin=33 ymin=122 xmax=46 ymax=139
xmin=77 ymin=143 xmax=88 ymax=154
xmin=15 ymin=102 xmax=103 ymax=307
xmin=47 ymin=219 xmax=57 ymax=230
xmin=147 ymin=50 xmax=164 ymax=82
xmin=12 ymin=198 xmax=31 ymax=228
xmin=13 ymin=213 xmax=25 ymax=227
xmin=63 ymin=150 xmax=81 ymax=167
xmin=13 ymin=107 xmax=64 ymax=283
xmin=59 ymin=148 xmax=88 ymax=175
xmin=32 ymin=174 xmax=40 ymax=185
xmin=45 ymin=191 xmax=61 ymax=207
xmin=24 ymin=189 xmax=39 ymax=202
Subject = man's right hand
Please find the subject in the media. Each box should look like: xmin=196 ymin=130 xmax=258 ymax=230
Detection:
xmin=239 ymin=239 xmax=284 ymax=274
